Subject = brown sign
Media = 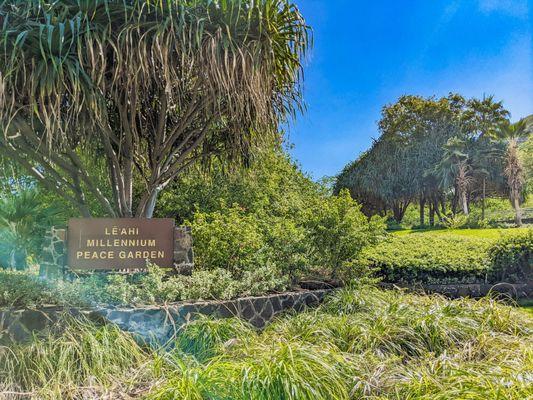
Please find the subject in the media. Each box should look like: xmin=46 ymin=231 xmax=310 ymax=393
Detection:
xmin=67 ymin=218 xmax=175 ymax=270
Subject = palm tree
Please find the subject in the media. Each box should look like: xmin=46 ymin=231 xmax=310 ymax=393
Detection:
xmin=0 ymin=0 xmax=309 ymax=218
xmin=434 ymin=137 xmax=473 ymax=215
xmin=0 ymin=190 xmax=63 ymax=270
xmin=496 ymin=120 xmax=529 ymax=226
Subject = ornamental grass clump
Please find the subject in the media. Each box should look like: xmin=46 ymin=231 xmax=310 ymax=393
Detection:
xmin=1 ymin=286 xmax=532 ymax=399
xmin=150 ymin=339 xmax=352 ymax=400
xmin=175 ymin=316 xmax=256 ymax=362
xmin=0 ymin=317 xmax=152 ymax=399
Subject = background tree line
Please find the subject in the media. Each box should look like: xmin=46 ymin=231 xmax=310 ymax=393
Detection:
xmin=334 ymin=94 xmax=532 ymax=227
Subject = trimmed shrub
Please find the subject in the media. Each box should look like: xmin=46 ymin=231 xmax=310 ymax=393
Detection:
xmin=488 ymin=230 xmax=532 ymax=282
xmin=359 ymin=230 xmax=533 ymax=284
xmin=358 ymin=234 xmax=492 ymax=284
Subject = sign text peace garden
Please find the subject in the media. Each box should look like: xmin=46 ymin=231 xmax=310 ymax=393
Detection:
xmin=67 ymin=218 xmax=175 ymax=270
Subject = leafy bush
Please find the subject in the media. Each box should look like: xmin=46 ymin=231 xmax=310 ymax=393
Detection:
xmin=156 ymin=149 xmax=323 ymax=224
xmin=189 ymin=190 xmax=385 ymax=284
xmin=358 ymin=234 xmax=493 ymax=283
xmin=304 ymin=190 xmax=386 ymax=278
xmin=0 ymin=189 xmax=63 ymax=270
xmin=488 ymin=230 xmax=532 ymax=282
xmin=159 ymin=150 xmax=385 ymax=283
xmin=0 ymin=270 xmax=58 ymax=307
xmin=0 ymin=265 xmax=289 ymax=308
xmin=359 ymin=230 xmax=533 ymax=284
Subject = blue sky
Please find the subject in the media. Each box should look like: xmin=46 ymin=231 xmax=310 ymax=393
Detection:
xmin=287 ymin=0 xmax=532 ymax=179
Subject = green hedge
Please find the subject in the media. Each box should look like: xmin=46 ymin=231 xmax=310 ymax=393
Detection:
xmin=488 ymin=231 xmax=532 ymax=282
xmin=358 ymin=230 xmax=532 ymax=284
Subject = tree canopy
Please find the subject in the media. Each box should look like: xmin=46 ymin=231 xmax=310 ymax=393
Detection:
xmin=334 ymin=94 xmax=526 ymax=225
xmin=0 ymin=0 xmax=309 ymax=217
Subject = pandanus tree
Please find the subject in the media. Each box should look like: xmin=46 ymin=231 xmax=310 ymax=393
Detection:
xmin=0 ymin=0 xmax=309 ymax=217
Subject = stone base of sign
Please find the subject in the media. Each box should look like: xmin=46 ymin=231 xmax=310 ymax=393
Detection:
xmin=0 ymin=290 xmax=330 ymax=345
xmin=39 ymin=227 xmax=67 ymax=278
xmin=173 ymin=227 xmax=194 ymax=270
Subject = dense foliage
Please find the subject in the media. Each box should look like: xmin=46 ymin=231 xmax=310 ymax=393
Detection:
xmin=161 ymin=150 xmax=386 ymax=285
xmin=0 ymin=190 xmax=63 ymax=270
xmin=1 ymin=286 xmax=531 ymax=399
xmin=0 ymin=0 xmax=309 ymax=217
xmin=335 ymin=94 xmax=531 ymax=226
xmin=358 ymin=229 xmax=532 ymax=284
xmin=489 ymin=230 xmax=532 ymax=282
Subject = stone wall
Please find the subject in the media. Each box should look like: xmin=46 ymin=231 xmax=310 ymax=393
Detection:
xmin=380 ymin=281 xmax=533 ymax=299
xmin=0 ymin=289 xmax=330 ymax=345
xmin=2 ymin=282 xmax=531 ymax=345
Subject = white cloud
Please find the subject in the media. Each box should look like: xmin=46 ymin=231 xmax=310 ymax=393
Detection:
xmin=477 ymin=0 xmax=529 ymax=17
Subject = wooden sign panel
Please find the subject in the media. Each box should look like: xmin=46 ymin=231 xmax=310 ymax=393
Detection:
xmin=67 ymin=218 xmax=175 ymax=270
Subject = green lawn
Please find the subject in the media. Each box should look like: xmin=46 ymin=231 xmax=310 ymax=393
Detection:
xmin=393 ymin=227 xmax=530 ymax=239
xmin=522 ymin=307 xmax=533 ymax=317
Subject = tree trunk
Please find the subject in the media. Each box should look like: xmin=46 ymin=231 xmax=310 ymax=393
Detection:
xmin=432 ymin=197 xmax=443 ymax=222
xmin=123 ymin=157 xmax=133 ymax=217
xmin=392 ymin=203 xmax=405 ymax=224
xmin=513 ymin=193 xmax=523 ymax=227
xmin=451 ymin=186 xmax=458 ymax=215
xmin=504 ymin=139 xmax=524 ymax=227
xmin=136 ymin=187 xmax=162 ymax=218
xmin=461 ymin=190 xmax=469 ymax=215
xmin=419 ymin=197 xmax=425 ymax=226
xmin=143 ymin=188 xmax=161 ymax=218
xmin=481 ymin=178 xmax=486 ymax=220
xmin=429 ymin=202 xmax=435 ymax=226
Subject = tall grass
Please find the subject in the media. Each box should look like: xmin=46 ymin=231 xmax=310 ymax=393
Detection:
xmin=148 ymin=286 xmax=532 ymax=399
xmin=0 ymin=317 xmax=152 ymax=399
xmin=1 ymin=286 xmax=531 ymax=399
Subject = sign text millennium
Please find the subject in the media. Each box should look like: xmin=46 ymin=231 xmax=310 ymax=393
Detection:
xmin=67 ymin=218 xmax=175 ymax=270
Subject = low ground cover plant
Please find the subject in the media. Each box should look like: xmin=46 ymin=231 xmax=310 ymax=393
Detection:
xmin=1 ymin=286 xmax=531 ymax=399
xmin=359 ymin=229 xmax=532 ymax=284
xmin=0 ymin=266 xmax=288 ymax=308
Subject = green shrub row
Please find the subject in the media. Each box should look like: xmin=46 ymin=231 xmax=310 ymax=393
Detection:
xmin=358 ymin=230 xmax=532 ymax=284
xmin=489 ymin=230 xmax=532 ymax=282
